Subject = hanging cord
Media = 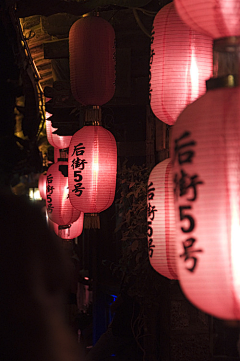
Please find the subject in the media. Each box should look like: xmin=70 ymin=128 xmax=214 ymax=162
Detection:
xmin=134 ymin=7 xmax=156 ymax=16
xmin=132 ymin=8 xmax=151 ymax=38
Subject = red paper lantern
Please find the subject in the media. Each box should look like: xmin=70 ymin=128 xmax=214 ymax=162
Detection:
xmin=46 ymin=160 xmax=80 ymax=225
xmin=171 ymin=83 xmax=240 ymax=319
xmin=69 ymin=15 xmax=116 ymax=106
xmin=175 ymin=0 xmax=240 ymax=39
xmin=149 ymin=2 xmax=212 ymax=125
xmin=147 ymin=158 xmax=177 ymax=279
xmin=38 ymin=173 xmax=47 ymax=200
xmin=68 ymin=125 xmax=117 ymax=213
xmin=53 ymin=212 xmax=84 ymax=240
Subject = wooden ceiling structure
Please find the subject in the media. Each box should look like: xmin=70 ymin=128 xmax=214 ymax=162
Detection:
xmin=0 ymin=0 xmax=171 ymax=190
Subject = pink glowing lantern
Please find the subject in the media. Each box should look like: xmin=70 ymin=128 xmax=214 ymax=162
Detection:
xmin=38 ymin=173 xmax=47 ymax=200
xmin=53 ymin=212 xmax=84 ymax=240
xmin=175 ymin=0 xmax=240 ymax=39
xmin=149 ymin=2 xmax=212 ymax=125
xmin=46 ymin=160 xmax=80 ymax=225
xmin=171 ymin=84 xmax=240 ymax=319
xmin=69 ymin=15 xmax=115 ymax=106
xmin=68 ymin=125 xmax=117 ymax=213
xmin=147 ymin=158 xmax=177 ymax=279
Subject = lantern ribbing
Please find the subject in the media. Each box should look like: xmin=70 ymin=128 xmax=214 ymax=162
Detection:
xmin=175 ymin=0 xmax=240 ymax=39
xmin=52 ymin=212 xmax=84 ymax=240
xmin=68 ymin=125 xmax=117 ymax=213
xmin=147 ymin=158 xmax=177 ymax=279
xmin=69 ymin=15 xmax=116 ymax=106
xmin=149 ymin=2 xmax=212 ymax=125
xmin=46 ymin=160 xmax=81 ymax=225
xmin=171 ymin=84 xmax=240 ymax=320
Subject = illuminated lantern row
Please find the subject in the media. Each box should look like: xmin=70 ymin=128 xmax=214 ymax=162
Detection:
xmin=150 ymin=2 xmax=212 ymax=125
xmin=46 ymin=160 xmax=80 ymax=225
xmin=38 ymin=173 xmax=47 ymax=200
xmin=45 ymin=98 xmax=72 ymax=149
xmin=68 ymin=124 xmax=117 ymax=213
xmin=171 ymin=82 xmax=240 ymax=319
xmin=147 ymin=158 xmax=177 ymax=280
xmin=52 ymin=212 xmax=84 ymax=240
xmin=174 ymin=0 xmax=240 ymax=39
xmin=69 ymin=15 xmax=116 ymax=106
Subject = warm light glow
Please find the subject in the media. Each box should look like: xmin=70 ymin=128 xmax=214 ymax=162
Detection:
xmin=92 ymin=159 xmax=99 ymax=173
xmin=29 ymin=188 xmax=42 ymax=200
xmin=190 ymin=51 xmax=199 ymax=98
xmin=63 ymin=184 xmax=69 ymax=201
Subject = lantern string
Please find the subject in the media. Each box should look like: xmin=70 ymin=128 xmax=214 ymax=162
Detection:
xmin=132 ymin=9 xmax=151 ymax=38
xmin=133 ymin=7 xmax=157 ymax=16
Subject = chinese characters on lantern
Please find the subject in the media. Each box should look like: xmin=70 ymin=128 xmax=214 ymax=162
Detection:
xmin=173 ymin=131 xmax=203 ymax=272
xmin=147 ymin=181 xmax=157 ymax=257
xmin=71 ymin=143 xmax=88 ymax=197
xmin=46 ymin=174 xmax=54 ymax=213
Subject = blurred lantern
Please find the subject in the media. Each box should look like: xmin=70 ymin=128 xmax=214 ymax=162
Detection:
xmin=174 ymin=0 xmax=240 ymax=39
xmin=171 ymin=75 xmax=240 ymax=319
xmin=38 ymin=173 xmax=47 ymax=200
xmin=69 ymin=14 xmax=116 ymax=106
xmin=46 ymin=120 xmax=72 ymax=149
xmin=53 ymin=212 xmax=84 ymax=240
xmin=68 ymin=107 xmax=117 ymax=213
xmin=45 ymin=97 xmax=72 ymax=149
xmin=46 ymin=159 xmax=80 ymax=225
xmin=149 ymin=2 xmax=212 ymax=125
xmin=147 ymin=158 xmax=177 ymax=279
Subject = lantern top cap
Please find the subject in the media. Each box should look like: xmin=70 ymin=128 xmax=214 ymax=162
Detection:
xmin=206 ymin=74 xmax=239 ymax=91
xmin=84 ymin=106 xmax=102 ymax=126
